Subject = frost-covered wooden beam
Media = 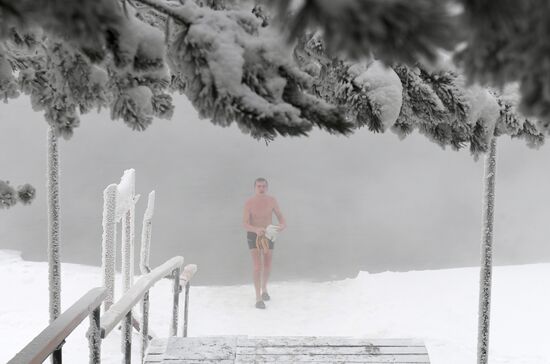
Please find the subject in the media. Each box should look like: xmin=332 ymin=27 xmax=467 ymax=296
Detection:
xmin=140 ymin=191 xmax=156 ymax=274
xmin=8 ymin=288 xmax=106 ymax=364
xmin=101 ymin=256 xmax=184 ymax=338
xmin=102 ymin=183 xmax=118 ymax=311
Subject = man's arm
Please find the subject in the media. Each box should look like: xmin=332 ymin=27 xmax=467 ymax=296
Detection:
xmin=273 ymin=198 xmax=287 ymax=231
xmin=243 ymin=202 xmax=263 ymax=234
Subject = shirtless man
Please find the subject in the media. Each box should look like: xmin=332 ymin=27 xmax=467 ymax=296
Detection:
xmin=243 ymin=178 xmax=286 ymax=309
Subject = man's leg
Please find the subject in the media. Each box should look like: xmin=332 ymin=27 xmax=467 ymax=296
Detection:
xmin=261 ymin=249 xmax=272 ymax=295
xmin=250 ymin=248 xmax=262 ymax=302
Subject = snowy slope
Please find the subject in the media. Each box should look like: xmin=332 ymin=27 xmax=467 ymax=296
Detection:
xmin=0 ymin=249 xmax=548 ymax=364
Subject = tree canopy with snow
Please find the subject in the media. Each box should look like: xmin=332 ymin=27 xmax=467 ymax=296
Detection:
xmin=0 ymin=0 xmax=549 ymax=176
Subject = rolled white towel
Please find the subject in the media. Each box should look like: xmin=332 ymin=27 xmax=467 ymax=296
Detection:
xmin=265 ymin=224 xmax=280 ymax=242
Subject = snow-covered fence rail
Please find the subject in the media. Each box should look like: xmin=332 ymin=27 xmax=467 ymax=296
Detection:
xmin=100 ymin=256 xmax=185 ymax=364
xmin=8 ymin=287 xmax=106 ymax=364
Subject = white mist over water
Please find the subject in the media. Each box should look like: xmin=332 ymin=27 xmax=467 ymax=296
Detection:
xmin=1 ymin=94 xmax=550 ymax=285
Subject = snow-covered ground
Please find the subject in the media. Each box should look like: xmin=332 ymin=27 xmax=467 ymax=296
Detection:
xmin=1 ymin=249 xmax=548 ymax=364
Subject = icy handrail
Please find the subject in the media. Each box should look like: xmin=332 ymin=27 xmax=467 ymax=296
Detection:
xmin=8 ymin=288 xmax=106 ymax=364
xmin=101 ymin=256 xmax=184 ymax=338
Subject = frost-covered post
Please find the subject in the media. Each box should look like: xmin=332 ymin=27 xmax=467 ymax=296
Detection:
xmin=102 ymin=184 xmax=118 ymax=311
xmin=47 ymin=127 xmax=61 ymax=322
xmin=116 ymin=169 xmax=138 ymax=360
xmin=140 ymin=191 xmax=156 ymax=274
xmin=477 ymin=137 xmax=497 ymax=364
xmin=171 ymin=268 xmax=181 ymax=337
xmin=117 ymin=169 xmax=138 ymax=293
xmin=140 ymin=291 xmax=150 ymax=363
xmin=47 ymin=127 xmax=62 ymax=363
xmin=87 ymin=306 xmax=101 ymax=364
xmin=180 ymin=264 xmax=197 ymax=337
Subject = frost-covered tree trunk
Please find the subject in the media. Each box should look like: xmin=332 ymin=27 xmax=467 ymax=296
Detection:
xmin=477 ymin=137 xmax=497 ymax=364
xmin=102 ymin=184 xmax=117 ymax=311
xmin=47 ymin=127 xmax=61 ymax=324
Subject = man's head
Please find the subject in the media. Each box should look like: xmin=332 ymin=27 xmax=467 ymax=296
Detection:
xmin=254 ymin=177 xmax=268 ymax=195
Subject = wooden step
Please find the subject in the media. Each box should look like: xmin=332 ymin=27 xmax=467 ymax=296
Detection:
xmin=144 ymin=336 xmax=430 ymax=363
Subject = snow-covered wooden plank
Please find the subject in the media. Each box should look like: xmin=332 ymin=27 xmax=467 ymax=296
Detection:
xmin=235 ymin=354 xmax=429 ymax=363
xmin=163 ymin=336 xmax=237 ymax=360
xmin=236 ymin=345 xmax=428 ymax=355
xmin=147 ymin=338 xmax=169 ymax=351
xmin=145 ymin=360 xmax=241 ymax=363
xmin=236 ymin=336 xmax=425 ymax=347
xmin=101 ymin=256 xmax=184 ymax=337
xmin=8 ymin=288 xmax=106 ymax=364
xmin=144 ymin=336 xmax=429 ymax=363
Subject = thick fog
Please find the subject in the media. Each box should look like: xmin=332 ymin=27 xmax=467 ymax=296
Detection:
xmin=1 ymin=95 xmax=550 ymax=285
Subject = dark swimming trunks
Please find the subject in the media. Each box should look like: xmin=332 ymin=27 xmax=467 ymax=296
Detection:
xmin=247 ymin=232 xmax=274 ymax=250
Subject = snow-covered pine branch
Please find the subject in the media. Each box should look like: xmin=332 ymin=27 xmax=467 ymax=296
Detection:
xmin=0 ymin=0 xmax=547 ymax=149
xmin=157 ymin=0 xmax=353 ymax=140
xmin=273 ymin=0 xmax=550 ymax=139
xmin=271 ymin=0 xmax=460 ymax=65
xmin=295 ymin=34 xmax=545 ymax=157
xmin=0 ymin=180 xmax=36 ymax=208
xmin=456 ymin=1 xmax=550 ymax=127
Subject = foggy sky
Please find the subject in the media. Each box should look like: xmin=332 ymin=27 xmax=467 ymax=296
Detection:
xmin=1 ymin=95 xmax=550 ymax=285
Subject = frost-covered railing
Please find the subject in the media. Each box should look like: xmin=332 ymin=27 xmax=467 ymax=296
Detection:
xmin=101 ymin=256 xmax=185 ymax=364
xmin=101 ymin=169 xmax=198 ymax=363
xmin=8 ymin=287 xmax=106 ymax=364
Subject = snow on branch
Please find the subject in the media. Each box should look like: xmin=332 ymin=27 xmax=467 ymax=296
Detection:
xmin=137 ymin=0 xmax=354 ymax=140
xmin=0 ymin=180 xmax=35 ymax=208
xmin=271 ymin=0 xmax=460 ymax=65
xmin=456 ymin=1 xmax=550 ymax=128
xmin=295 ymin=34 xmax=544 ymax=157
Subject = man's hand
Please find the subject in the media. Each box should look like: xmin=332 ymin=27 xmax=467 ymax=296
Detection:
xmin=256 ymin=227 xmax=266 ymax=236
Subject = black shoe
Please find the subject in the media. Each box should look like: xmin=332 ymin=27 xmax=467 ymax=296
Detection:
xmin=255 ymin=300 xmax=266 ymax=309
xmin=261 ymin=292 xmax=270 ymax=301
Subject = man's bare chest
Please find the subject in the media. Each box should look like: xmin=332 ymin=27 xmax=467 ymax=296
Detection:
xmin=249 ymin=200 xmax=273 ymax=217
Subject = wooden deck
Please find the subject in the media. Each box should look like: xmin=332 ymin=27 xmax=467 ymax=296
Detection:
xmin=144 ymin=336 xmax=430 ymax=363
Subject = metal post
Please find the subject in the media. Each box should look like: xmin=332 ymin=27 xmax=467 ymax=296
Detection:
xmin=171 ymin=268 xmax=181 ymax=337
xmin=123 ymin=311 xmax=132 ymax=364
xmin=141 ymin=291 xmax=150 ymax=363
xmin=183 ymin=282 xmax=190 ymax=338
xmin=88 ymin=307 xmax=101 ymax=364
xmin=52 ymin=346 xmax=62 ymax=364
